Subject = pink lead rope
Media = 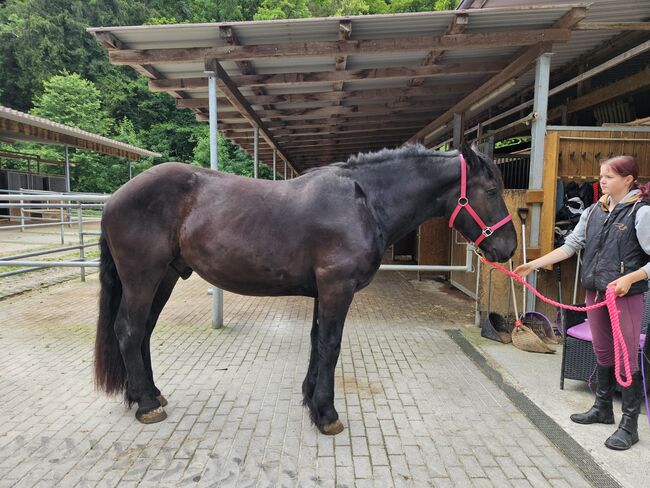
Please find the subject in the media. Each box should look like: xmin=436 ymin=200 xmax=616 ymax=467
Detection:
xmin=480 ymin=258 xmax=633 ymax=388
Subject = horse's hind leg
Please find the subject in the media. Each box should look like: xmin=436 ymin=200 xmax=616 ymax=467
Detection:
xmin=142 ymin=267 xmax=180 ymax=408
xmin=115 ymin=270 xmax=168 ymax=424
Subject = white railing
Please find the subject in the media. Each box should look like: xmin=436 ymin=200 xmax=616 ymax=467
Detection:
xmin=0 ymin=190 xmax=109 ymax=281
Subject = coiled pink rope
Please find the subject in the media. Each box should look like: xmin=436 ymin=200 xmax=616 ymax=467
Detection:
xmin=481 ymin=258 xmax=633 ymax=387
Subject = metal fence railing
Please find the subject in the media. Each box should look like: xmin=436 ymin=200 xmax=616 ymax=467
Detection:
xmin=494 ymin=153 xmax=531 ymax=189
xmin=0 ymin=190 xmax=109 ymax=281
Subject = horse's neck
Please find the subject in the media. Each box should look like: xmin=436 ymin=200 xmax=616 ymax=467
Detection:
xmin=352 ymin=156 xmax=457 ymax=246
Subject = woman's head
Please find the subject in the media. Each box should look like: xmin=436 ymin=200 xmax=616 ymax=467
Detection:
xmin=600 ymin=155 xmax=649 ymax=200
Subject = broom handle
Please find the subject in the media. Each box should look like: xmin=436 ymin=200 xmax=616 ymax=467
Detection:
xmin=573 ymin=249 xmax=581 ymax=304
xmin=509 ymin=260 xmax=520 ymax=319
xmin=522 ymin=222 xmax=527 ymax=312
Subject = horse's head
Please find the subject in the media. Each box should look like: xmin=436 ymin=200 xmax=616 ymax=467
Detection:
xmin=444 ymin=142 xmax=517 ymax=262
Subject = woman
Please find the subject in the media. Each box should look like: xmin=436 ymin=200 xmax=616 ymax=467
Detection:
xmin=515 ymin=155 xmax=650 ymax=451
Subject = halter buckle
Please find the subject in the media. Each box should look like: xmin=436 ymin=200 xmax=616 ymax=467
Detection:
xmin=457 ymin=197 xmax=468 ymax=206
xmin=482 ymin=227 xmax=493 ymax=237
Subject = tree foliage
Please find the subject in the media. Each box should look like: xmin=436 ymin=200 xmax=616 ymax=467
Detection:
xmin=0 ymin=0 xmax=459 ymax=192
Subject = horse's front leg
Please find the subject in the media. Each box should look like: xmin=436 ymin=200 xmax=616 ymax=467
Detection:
xmin=302 ymin=298 xmax=320 ymax=406
xmin=308 ymin=281 xmax=354 ymax=435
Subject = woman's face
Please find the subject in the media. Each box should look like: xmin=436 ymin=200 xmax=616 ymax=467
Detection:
xmin=599 ymin=164 xmax=633 ymax=198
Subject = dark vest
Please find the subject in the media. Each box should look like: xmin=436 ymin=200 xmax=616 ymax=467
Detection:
xmin=581 ymin=199 xmax=649 ymax=295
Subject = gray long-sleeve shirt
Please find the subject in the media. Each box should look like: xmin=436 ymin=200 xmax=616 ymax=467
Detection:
xmin=560 ymin=189 xmax=650 ymax=279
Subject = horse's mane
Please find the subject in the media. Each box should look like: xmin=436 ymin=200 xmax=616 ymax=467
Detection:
xmin=302 ymin=143 xmax=499 ymax=181
xmin=303 ymin=144 xmax=457 ymax=174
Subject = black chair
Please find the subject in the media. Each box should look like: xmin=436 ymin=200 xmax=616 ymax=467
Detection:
xmin=560 ymin=291 xmax=649 ymax=392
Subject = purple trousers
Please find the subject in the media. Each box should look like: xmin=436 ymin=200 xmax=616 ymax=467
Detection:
xmin=585 ymin=290 xmax=645 ymax=373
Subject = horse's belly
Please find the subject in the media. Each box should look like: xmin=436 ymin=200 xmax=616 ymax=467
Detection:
xmin=198 ymin=266 xmax=316 ymax=297
xmin=183 ymin=243 xmax=316 ymax=297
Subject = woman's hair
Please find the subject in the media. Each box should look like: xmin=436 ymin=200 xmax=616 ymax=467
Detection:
xmin=601 ymin=155 xmax=650 ymax=200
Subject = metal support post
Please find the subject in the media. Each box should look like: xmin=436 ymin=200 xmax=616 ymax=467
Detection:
xmin=206 ymin=66 xmax=224 ymax=329
xmin=78 ymin=203 xmax=85 ymax=282
xmin=526 ymin=52 xmax=552 ymax=311
xmin=272 ymin=150 xmax=276 ymax=180
xmin=254 ymin=126 xmax=259 ymax=179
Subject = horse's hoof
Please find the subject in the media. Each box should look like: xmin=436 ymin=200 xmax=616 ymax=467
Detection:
xmin=157 ymin=395 xmax=168 ymax=407
xmin=135 ymin=406 xmax=167 ymax=424
xmin=319 ymin=419 xmax=344 ymax=435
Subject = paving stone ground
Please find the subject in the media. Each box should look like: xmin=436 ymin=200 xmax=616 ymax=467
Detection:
xmin=0 ymin=271 xmax=592 ymax=487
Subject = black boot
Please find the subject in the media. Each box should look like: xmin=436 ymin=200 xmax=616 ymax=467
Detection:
xmin=605 ymin=371 xmax=643 ymax=450
xmin=570 ymin=365 xmax=615 ymax=425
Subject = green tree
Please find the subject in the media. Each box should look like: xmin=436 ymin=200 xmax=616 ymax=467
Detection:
xmin=254 ymin=0 xmax=311 ymax=20
xmin=0 ymin=0 xmax=150 ymax=110
xmin=31 ymin=71 xmax=111 ymax=134
xmin=192 ymin=127 xmax=275 ymax=179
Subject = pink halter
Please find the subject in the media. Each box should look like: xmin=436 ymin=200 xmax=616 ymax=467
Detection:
xmin=448 ymin=154 xmax=513 ymax=247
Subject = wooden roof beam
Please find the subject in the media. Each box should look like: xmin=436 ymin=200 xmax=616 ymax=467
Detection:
xmin=149 ymin=62 xmax=506 ymax=93
xmin=176 ymin=83 xmax=474 ymax=109
xmin=111 ymin=29 xmax=572 ymax=65
xmin=177 ymin=99 xmax=450 ymax=120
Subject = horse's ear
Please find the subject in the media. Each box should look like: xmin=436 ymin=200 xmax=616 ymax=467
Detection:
xmin=460 ymin=140 xmax=479 ymax=167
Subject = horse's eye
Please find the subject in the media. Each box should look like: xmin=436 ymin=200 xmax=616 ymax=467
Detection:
xmin=487 ymin=188 xmax=497 ymax=196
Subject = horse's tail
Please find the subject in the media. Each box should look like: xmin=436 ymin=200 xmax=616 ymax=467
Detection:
xmin=94 ymin=234 xmax=126 ymax=396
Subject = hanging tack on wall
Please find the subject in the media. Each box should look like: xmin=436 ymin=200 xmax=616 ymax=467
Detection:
xmin=594 ymin=151 xmax=601 ymax=160
xmin=581 ymin=152 xmax=586 ymax=158
xmin=569 ymin=151 xmax=575 ymax=159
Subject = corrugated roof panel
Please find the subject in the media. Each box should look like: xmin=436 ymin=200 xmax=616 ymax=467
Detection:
xmin=264 ymin=85 xmax=334 ymax=95
xmin=465 ymin=8 xmax=566 ymax=32
xmin=350 ymin=14 xmax=453 ymax=39
xmin=232 ymin=21 xmax=340 ymax=44
xmin=251 ymin=57 xmax=334 ymax=73
xmin=345 ymin=52 xmax=428 ymax=69
xmin=112 ymin=26 xmax=226 ymax=50
xmin=479 ymin=0 xmax=648 ymax=23
xmin=342 ymin=78 xmax=411 ymax=90
xmin=440 ymin=46 xmax=519 ymax=61
xmin=264 ymin=84 xmax=335 ymax=95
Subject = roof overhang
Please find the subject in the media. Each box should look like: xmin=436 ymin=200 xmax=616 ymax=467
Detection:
xmin=0 ymin=105 xmax=161 ymax=160
xmin=89 ymin=4 xmax=598 ymax=171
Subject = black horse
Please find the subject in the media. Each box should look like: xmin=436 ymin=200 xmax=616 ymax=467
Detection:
xmin=94 ymin=143 xmax=516 ymax=435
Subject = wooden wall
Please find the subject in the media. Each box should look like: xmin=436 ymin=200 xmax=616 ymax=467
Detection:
xmin=418 ymin=217 xmax=450 ymax=269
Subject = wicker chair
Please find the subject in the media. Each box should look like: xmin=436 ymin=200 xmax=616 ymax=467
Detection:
xmin=560 ymin=291 xmax=649 ymax=392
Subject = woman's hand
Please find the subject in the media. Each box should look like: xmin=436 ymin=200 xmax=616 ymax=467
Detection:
xmin=607 ymin=276 xmax=634 ymax=297
xmin=514 ymin=263 xmax=536 ymax=278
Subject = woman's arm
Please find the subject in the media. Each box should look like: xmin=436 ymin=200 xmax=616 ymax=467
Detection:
xmin=514 ymin=204 xmax=594 ymax=278
xmin=514 ymin=247 xmax=572 ymax=278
